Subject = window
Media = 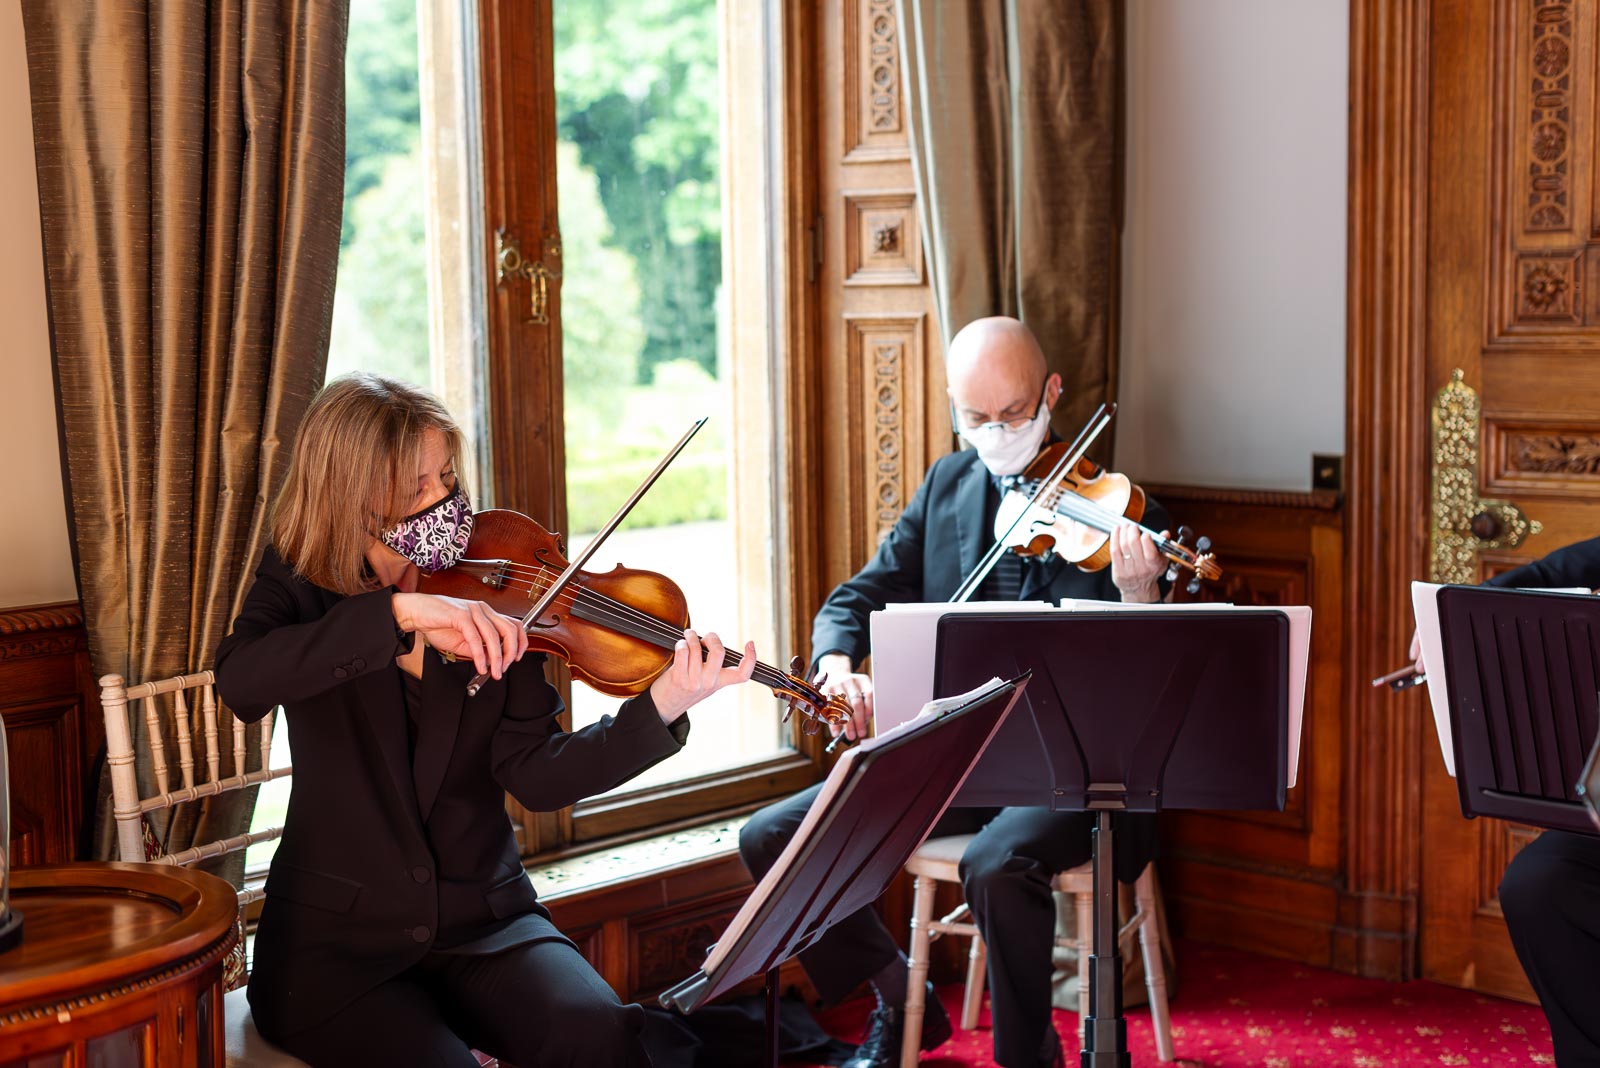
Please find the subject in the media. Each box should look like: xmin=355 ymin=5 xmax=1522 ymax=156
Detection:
xmin=250 ymin=0 xmax=815 ymax=868
xmin=554 ymin=0 xmax=786 ymax=792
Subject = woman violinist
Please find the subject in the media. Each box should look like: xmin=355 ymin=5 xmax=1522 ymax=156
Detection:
xmin=215 ymin=372 xmax=755 ymax=1067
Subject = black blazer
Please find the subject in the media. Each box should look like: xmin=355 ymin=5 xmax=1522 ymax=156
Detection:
xmin=1486 ymin=536 xmax=1600 ymax=590
xmin=215 ymin=547 xmax=685 ymax=1037
xmin=810 ymin=448 xmax=1172 ymax=666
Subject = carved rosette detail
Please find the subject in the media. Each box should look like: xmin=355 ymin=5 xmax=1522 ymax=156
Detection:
xmin=874 ymin=342 xmax=904 ymax=540
xmin=868 ymin=0 xmax=900 ymax=132
xmin=872 ymin=222 xmax=900 ymax=253
xmin=1526 ymin=1 xmax=1573 ymax=230
xmin=1430 ymin=370 xmax=1543 ymax=583
xmin=1518 ymin=255 xmax=1578 ymax=319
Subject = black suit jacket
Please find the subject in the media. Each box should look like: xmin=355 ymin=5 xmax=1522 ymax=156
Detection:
xmin=811 ymin=447 xmax=1172 ymax=666
xmin=1485 ymin=536 xmax=1600 ymax=590
xmin=215 ymin=547 xmax=686 ymax=1037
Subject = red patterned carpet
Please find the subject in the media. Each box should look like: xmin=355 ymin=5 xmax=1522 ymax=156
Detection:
xmin=799 ymin=941 xmax=1555 ymax=1067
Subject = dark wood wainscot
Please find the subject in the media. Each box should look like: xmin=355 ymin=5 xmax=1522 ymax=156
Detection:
xmin=1148 ymin=486 xmax=1349 ymax=970
xmin=0 ymin=603 xmax=98 ymax=867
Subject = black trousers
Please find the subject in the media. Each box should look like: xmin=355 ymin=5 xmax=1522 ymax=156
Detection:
xmin=739 ymin=783 xmax=1156 ymax=1068
xmin=265 ymin=938 xmax=648 ymax=1068
xmin=1500 ymin=830 xmax=1600 ymax=1067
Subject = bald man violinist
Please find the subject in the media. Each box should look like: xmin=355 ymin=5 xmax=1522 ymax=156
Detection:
xmin=738 ymin=317 xmax=1176 ymax=1068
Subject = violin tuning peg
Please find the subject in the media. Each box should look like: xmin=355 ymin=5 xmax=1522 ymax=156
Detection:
xmin=1196 ymin=536 xmax=1212 ymax=553
xmin=1186 ymin=577 xmax=1201 ymax=596
xmin=781 ymin=703 xmax=794 ymax=724
xmin=789 ymin=655 xmax=804 ymax=677
xmin=801 ymin=716 xmax=822 ymax=737
xmin=1165 ymin=564 xmax=1178 ymax=583
xmin=1177 ymin=525 xmax=1195 ymax=546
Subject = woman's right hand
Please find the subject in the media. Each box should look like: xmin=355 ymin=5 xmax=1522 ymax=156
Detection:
xmin=392 ymin=592 xmax=529 ymax=680
xmin=1408 ymin=629 xmax=1423 ymax=674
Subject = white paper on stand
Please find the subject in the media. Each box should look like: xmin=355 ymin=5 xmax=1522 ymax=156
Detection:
xmin=869 ymin=601 xmax=1043 ymax=734
xmin=1060 ymin=599 xmax=1312 ymax=789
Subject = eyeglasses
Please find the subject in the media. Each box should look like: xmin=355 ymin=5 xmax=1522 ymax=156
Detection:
xmin=958 ymin=380 xmax=1048 ymax=432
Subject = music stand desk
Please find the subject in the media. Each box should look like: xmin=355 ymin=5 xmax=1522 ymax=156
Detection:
xmin=659 ymin=675 xmax=1030 ymax=1065
xmin=933 ymin=610 xmax=1297 ymax=1067
xmin=1424 ymin=583 xmax=1600 ymax=836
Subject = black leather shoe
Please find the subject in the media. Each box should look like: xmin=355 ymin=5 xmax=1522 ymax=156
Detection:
xmin=840 ymin=984 xmax=953 ymax=1068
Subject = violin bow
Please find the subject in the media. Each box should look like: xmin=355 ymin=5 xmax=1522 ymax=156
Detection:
xmin=465 ymin=417 xmax=709 ymax=696
xmin=948 ymin=403 xmax=1117 ymax=604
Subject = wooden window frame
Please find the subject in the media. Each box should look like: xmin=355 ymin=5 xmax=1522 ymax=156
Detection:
xmin=474 ymin=0 xmax=828 ymax=857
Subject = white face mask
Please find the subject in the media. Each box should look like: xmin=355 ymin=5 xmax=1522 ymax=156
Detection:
xmin=957 ymin=397 xmax=1052 ymax=477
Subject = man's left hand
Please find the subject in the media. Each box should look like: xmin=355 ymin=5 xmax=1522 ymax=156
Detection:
xmin=1110 ymin=525 xmax=1165 ymax=603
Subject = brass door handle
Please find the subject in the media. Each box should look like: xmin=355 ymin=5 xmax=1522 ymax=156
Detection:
xmin=496 ymin=230 xmax=563 ymax=325
xmin=1430 ymin=370 xmax=1542 ymax=582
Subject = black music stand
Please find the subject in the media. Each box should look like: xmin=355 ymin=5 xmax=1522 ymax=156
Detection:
xmin=1433 ymin=585 xmax=1600 ymax=836
xmin=658 ymin=675 xmax=1031 ymax=1067
xmin=934 ymin=611 xmax=1294 ymax=1068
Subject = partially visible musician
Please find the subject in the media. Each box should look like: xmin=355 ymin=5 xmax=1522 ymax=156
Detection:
xmin=1432 ymin=539 xmax=1600 ymax=1068
xmin=738 ymin=317 xmax=1174 ymax=1068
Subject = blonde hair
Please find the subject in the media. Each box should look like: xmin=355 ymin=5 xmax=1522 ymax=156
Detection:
xmin=272 ymin=373 xmax=466 ymax=595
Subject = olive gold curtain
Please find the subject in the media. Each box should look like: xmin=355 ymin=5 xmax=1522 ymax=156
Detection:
xmin=897 ymin=0 xmax=1123 ymax=441
xmin=21 ymin=0 xmax=347 ymax=881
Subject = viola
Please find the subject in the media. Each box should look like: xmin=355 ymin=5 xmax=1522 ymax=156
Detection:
xmin=994 ymin=443 xmax=1222 ymax=592
xmin=417 ymin=508 xmax=849 ymax=734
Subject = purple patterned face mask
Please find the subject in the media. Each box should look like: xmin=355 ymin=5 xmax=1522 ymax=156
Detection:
xmin=380 ymin=483 xmax=474 ymax=573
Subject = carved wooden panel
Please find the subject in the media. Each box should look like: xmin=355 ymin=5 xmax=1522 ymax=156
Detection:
xmin=1488 ymin=0 xmax=1600 ymax=340
xmin=844 ymin=192 xmax=922 ymax=286
xmin=0 ymin=603 xmax=95 ymax=867
xmin=630 ymin=889 xmax=747 ymax=995
xmin=845 ymin=315 xmax=926 ymax=555
xmin=1484 ymin=414 xmax=1600 ymax=495
xmin=842 ymin=0 xmax=908 ymax=161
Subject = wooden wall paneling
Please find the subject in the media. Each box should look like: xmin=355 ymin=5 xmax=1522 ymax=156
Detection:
xmin=0 ymin=603 xmax=97 ymax=866
xmin=1151 ymin=489 xmax=1346 ymax=967
xmin=817 ymin=0 xmax=945 ymax=599
xmin=1343 ymin=0 xmax=1431 ymax=982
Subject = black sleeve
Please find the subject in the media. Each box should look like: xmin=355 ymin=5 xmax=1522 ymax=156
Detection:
xmin=1483 ymin=536 xmax=1600 ymax=591
xmin=215 ymin=550 xmax=410 ymax=723
xmin=808 ymin=465 xmax=936 ymax=670
xmin=490 ymin=664 xmax=687 ymax=811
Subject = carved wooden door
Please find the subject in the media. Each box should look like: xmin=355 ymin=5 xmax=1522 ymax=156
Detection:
xmin=1420 ymin=0 xmax=1600 ymax=1000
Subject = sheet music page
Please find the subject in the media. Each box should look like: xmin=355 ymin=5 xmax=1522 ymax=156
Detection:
xmin=1060 ymin=599 xmax=1312 ymax=789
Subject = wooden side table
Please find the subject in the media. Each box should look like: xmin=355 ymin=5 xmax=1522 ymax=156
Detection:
xmin=0 ymin=862 xmax=238 ymax=1068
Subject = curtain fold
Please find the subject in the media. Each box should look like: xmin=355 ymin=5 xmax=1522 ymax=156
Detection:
xmin=898 ymin=0 xmax=1123 ymax=442
xmin=21 ymin=0 xmax=347 ymax=882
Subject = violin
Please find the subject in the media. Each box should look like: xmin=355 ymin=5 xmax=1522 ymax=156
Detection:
xmin=417 ymin=508 xmax=850 ymax=735
xmin=994 ymin=442 xmax=1222 ymax=591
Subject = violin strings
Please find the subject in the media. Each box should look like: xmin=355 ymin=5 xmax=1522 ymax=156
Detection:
xmin=456 ymin=561 xmax=832 ymax=703
xmin=1024 ymin=484 xmax=1192 ymax=563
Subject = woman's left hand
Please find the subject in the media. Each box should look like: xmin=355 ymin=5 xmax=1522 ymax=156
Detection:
xmin=648 ymin=630 xmax=757 ymax=724
xmin=1110 ymin=525 xmax=1166 ymax=603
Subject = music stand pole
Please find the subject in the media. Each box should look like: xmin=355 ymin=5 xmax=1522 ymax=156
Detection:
xmin=1082 ymin=810 xmax=1128 ymax=1068
xmin=764 ymin=966 xmax=780 ymax=1068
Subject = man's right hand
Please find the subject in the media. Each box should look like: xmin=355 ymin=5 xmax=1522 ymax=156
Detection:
xmin=815 ymin=652 xmax=873 ymax=741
